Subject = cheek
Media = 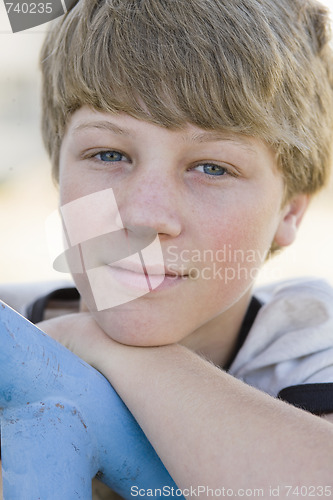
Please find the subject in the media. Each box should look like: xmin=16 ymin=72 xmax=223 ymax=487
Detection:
xmin=59 ymin=165 xmax=79 ymax=207
xmin=202 ymin=210 xmax=264 ymax=251
xmin=198 ymin=199 xmax=279 ymax=277
xmin=59 ymin=158 xmax=106 ymax=207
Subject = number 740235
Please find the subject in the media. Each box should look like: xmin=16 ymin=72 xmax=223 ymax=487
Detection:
xmin=5 ymin=2 xmax=53 ymax=14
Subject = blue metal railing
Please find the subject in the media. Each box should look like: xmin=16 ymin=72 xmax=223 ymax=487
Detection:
xmin=0 ymin=301 xmax=183 ymax=499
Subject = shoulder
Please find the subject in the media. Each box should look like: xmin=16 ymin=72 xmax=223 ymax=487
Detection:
xmin=254 ymin=277 xmax=333 ymax=337
xmin=255 ymin=276 xmax=333 ymax=312
xmin=229 ymin=277 xmax=333 ymax=397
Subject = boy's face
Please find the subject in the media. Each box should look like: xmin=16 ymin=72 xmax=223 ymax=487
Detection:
xmin=58 ymin=106 xmax=289 ymax=351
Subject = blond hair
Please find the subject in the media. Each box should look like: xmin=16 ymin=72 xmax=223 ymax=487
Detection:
xmin=40 ymin=0 xmax=333 ymax=199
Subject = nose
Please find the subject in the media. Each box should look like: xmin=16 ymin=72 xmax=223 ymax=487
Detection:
xmin=115 ymin=169 xmax=182 ymax=238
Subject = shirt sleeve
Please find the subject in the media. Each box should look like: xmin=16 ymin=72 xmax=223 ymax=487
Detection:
xmin=228 ymin=278 xmax=333 ymax=399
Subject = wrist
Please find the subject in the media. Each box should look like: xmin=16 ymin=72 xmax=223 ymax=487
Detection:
xmin=98 ymin=341 xmax=195 ymax=385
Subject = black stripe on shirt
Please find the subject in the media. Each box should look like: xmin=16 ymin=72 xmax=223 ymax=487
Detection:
xmin=278 ymin=383 xmax=333 ymax=415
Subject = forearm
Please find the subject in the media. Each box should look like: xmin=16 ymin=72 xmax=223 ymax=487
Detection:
xmin=39 ymin=314 xmax=333 ymax=493
xmin=96 ymin=341 xmax=333 ymax=492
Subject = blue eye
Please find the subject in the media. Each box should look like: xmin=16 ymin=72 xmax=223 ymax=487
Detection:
xmin=96 ymin=151 xmax=125 ymax=162
xmin=194 ymin=163 xmax=228 ymax=176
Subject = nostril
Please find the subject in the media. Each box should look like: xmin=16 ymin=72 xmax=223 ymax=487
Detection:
xmin=125 ymin=225 xmax=157 ymax=241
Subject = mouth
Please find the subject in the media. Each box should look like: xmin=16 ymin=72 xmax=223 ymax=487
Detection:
xmin=106 ymin=262 xmax=189 ymax=292
xmin=108 ymin=259 xmax=188 ymax=277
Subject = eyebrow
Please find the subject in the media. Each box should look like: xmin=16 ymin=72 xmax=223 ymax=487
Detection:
xmin=186 ymin=131 xmax=256 ymax=154
xmin=73 ymin=120 xmax=256 ymax=153
xmin=73 ymin=121 xmax=130 ymax=135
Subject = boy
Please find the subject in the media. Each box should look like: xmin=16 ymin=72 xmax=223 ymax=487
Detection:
xmin=6 ymin=0 xmax=333 ymax=497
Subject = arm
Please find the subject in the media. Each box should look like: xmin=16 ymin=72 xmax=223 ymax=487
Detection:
xmin=40 ymin=313 xmax=333 ymax=495
xmin=323 ymin=413 xmax=333 ymax=424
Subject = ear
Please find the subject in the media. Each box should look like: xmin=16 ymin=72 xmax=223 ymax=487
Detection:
xmin=273 ymin=194 xmax=310 ymax=248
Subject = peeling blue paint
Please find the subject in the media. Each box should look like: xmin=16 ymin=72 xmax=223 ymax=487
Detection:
xmin=0 ymin=301 xmax=183 ymax=499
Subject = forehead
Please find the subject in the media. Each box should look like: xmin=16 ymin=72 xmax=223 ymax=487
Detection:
xmin=64 ymin=106 xmax=274 ymax=159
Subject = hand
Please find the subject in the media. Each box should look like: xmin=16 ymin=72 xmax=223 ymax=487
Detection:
xmin=37 ymin=313 xmax=115 ymax=369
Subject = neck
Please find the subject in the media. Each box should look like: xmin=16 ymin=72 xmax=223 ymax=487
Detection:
xmin=180 ymin=289 xmax=253 ymax=367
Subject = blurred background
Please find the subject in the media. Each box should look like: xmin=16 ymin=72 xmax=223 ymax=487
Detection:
xmin=0 ymin=1 xmax=333 ymax=287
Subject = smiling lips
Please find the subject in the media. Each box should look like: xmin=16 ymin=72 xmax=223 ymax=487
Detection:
xmin=109 ymin=260 xmax=186 ymax=277
xmin=107 ymin=261 xmax=188 ymax=293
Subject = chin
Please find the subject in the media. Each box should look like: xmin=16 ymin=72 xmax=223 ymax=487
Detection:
xmin=90 ymin=306 xmax=178 ymax=347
